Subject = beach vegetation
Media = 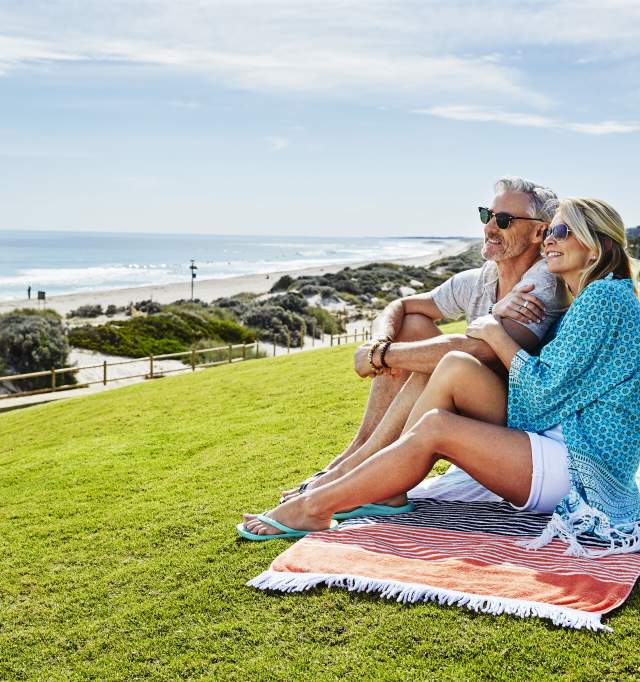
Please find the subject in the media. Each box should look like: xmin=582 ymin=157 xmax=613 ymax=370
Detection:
xmin=0 ymin=311 xmax=75 ymax=390
xmin=1 ymin=340 xmax=638 ymax=679
xmin=105 ymin=304 xmax=125 ymax=316
xmin=67 ymin=304 xmax=104 ymax=318
xmin=212 ymin=291 xmax=345 ymax=345
xmin=68 ymin=309 xmax=255 ymax=359
xmin=130 ymin=299 xmax=163 ymax=315
xmin=265 ymin=244 xmax=483 ymax=310
xmin=270 ymin=274 xmax=294 ymax=292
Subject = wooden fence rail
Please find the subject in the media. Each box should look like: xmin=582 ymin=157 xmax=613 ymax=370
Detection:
xmin=0 ymin=324 xmax=375 ymax=401
xmin=0 ymin=341 xmax=259 ymax=401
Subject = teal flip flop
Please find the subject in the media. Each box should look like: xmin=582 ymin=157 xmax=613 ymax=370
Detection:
xmin=332 ymin=501 xmax=416 ymax=521
xmin=236 ymin=513 xmax=338 ymax=542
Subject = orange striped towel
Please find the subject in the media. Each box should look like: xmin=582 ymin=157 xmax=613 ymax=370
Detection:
xmin=248 ymin=499 xmax=640 ymax=631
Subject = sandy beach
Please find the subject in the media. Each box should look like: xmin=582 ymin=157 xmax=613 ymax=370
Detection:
xmin=0 ymin=239 xmax=475 ymax=317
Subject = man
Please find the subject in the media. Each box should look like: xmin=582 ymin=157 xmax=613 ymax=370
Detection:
xmin=282 ymin=176 xmax=570 ymax=500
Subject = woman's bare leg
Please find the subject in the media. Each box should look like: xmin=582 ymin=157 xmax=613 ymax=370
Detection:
xmin=243 ymin=353 xmax=525 ymax=536
xmin=242 ymin=408 xmax=531 ymax=535
xmin=282 ymin=351 xmax=506 ymax=501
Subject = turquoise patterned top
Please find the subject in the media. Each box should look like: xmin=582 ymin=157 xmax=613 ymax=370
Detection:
xmin=508 ymin=275 xmax=640 ymax=557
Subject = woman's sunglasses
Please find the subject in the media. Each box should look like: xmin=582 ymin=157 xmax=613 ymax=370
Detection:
xmin=543 ymin=223 xmax=572 ymax=241
xmin=478 ymin=207 xmax=546 ymax=230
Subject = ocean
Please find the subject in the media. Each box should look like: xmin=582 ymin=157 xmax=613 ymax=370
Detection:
xmin=0 ymin=230 xmax=463 ymax=301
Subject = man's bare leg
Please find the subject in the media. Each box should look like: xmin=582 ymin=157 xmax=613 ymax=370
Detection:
xmin=280 ymin=371 xmax=429 ymax=501
xmin=244 ymin=353 xmax=523 ymax=535
xmin=337 ymin=314 xmax=443 ymax=461
xmin=280 ymin=314 xmax=441 ymax=500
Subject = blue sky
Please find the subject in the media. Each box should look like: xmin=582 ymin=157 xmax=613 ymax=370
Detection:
xmin=1 ymin=1 xmax=639 ymax=237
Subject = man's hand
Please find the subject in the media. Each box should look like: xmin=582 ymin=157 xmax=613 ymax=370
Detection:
xmin=354 ymin=341 xmax=378 ymax=378
xmin=354 ymin=341 xmax=401 ymax=378
xmin=493 ymin=283 xmax=545 ymax=324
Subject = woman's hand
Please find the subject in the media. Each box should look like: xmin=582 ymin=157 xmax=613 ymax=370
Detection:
xmin=492 ymin=283 xmax=545 ymax=324
xmin=465 ymin=314 xmax=506 ymax=345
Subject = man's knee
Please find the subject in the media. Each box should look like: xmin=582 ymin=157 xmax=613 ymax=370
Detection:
xmin=396 ymin=313 xmax=441 ymax=342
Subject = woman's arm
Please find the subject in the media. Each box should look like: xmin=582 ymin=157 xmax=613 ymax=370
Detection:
xmin=465 ymin=315 xmax=522 ymax=369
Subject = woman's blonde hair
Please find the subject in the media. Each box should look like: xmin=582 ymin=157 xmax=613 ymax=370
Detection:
xmin=554 ymin=197 xmax=638 ymax=297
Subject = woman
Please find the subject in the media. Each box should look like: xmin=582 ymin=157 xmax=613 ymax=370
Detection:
xmin=239 ymin=198 xmax=640 ymax=557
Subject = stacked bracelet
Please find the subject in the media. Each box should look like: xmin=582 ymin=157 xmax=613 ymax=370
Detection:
xmin=379 ymin=340 xmax=392 ymax=369
xmin=368 ymin=341 xmax=383 ymax=373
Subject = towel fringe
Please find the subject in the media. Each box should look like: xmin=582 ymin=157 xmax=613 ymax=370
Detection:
xmin=247 ymin=570 xmax=611 ymax=633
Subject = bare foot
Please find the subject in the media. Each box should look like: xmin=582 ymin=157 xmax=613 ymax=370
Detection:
xmin=241 ymin=496 xmax=333 ymax=536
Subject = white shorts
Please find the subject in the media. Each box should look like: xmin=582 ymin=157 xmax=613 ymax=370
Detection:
xmin=511 ymin=425 xmax=571 ymax=513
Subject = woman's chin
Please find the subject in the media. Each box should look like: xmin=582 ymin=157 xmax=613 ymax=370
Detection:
xmin=545 ymin=258 xmax=563 ymax=274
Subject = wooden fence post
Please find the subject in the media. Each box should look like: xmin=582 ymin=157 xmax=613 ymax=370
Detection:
xmin=330 ymin=334 xmax=333 ymax=347
xmin=103 ymin=360 xmax=108 ymax=385
xmin=149 ymin=355 xmax=154 ymax=379
xmin=191 ymin=349 xmax=196 ymax=371
xmin=228 ymin=344 xmax=233 ymax=362
xmin=242 ymin=344 xmax=246 ymax=360
xmin=51 ymin=368 xmax=56 ymax=391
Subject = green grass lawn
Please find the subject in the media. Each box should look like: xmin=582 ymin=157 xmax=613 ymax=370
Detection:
xmin=1 ymin=336 xmax=639 ymax=680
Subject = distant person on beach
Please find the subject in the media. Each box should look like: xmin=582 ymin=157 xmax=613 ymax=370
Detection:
xmin=281 ymin=176 xmax=571 ymax=501
xmin=27 ymin=286 xmax=31 ymax=300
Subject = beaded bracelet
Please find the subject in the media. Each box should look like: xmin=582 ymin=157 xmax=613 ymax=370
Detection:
xmin=379 ymin=340 xmax=392 ymax=369
xmin=368 ymin=341 xmax=383 ymax=373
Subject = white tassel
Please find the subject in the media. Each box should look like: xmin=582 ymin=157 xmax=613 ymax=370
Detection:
xmin=247 ymin=571 xmax=612 ymax=632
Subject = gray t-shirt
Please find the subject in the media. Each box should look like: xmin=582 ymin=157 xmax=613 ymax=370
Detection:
xmin=431 ymin=259 xmax=570 ymax=340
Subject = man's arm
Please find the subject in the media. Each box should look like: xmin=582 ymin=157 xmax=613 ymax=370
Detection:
xmin=370 ymin=293 xmax=444 ymax=340
xmin=372 ymin=319 xmax=539 ymax=376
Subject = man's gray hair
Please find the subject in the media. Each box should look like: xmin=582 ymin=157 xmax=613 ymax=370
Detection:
xmin=494 ymin=176 xmax=559 ymax=222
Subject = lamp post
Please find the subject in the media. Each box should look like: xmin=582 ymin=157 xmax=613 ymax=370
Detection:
xmin=190 ymin=260 xmax=198 ymax=301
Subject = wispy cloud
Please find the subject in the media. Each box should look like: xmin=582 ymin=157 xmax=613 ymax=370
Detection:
xmin=416 ymin=105 xmax=640 ymax=135
xmin=264 ymin=136 xmax=290 ymax=152
xmin=1 ymin=1 xmax=639 ymax=116
xmin=169 ymin=99 xmax=200 ymax=109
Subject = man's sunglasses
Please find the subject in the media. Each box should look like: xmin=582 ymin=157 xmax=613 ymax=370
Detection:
xmin=543 ymin=223 xmax=572 ymax=242
xmin=478 ymin=206 xmax=546 ymax=230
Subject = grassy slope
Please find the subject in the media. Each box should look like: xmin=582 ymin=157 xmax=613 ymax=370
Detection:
xmin=0 ymin=336 xmax=639 ymax=680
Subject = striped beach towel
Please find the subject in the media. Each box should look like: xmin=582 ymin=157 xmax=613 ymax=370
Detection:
xmin=248 ymin=476 xmax=640 ymax=631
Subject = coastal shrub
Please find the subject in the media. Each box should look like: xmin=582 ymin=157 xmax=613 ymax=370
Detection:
xmin=297 ymin=284 xmax=340 ymax=303
xmin=244 ymin=305 xmax=307 ymax=346
xmin=67 ymin=304 xmax=103 ymax=318
xmin=0 ymin=313 xmax=75 ymax=391
xmin=68 ymin=310 xmax=255 ymax=357
xmin=269 ymin=292 xmax=308 ymax=315
xmin=105 ymin=304 xmax=126 ymax=316
xmin=306 ymin=306 xmax=341 ymax=336
xmin=132 ymin=300 xmax=163 ymax=315
xmin=210 ymin=292 xmax=343 ymax=343
xmin=270 ymin=274 xmax=294 ymax=292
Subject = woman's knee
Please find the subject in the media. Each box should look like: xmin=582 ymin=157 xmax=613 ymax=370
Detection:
xmin=434 ymin=350 xmax=482 ymax=378
xmin=410 ymin=408 xmax=451 ymax=440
